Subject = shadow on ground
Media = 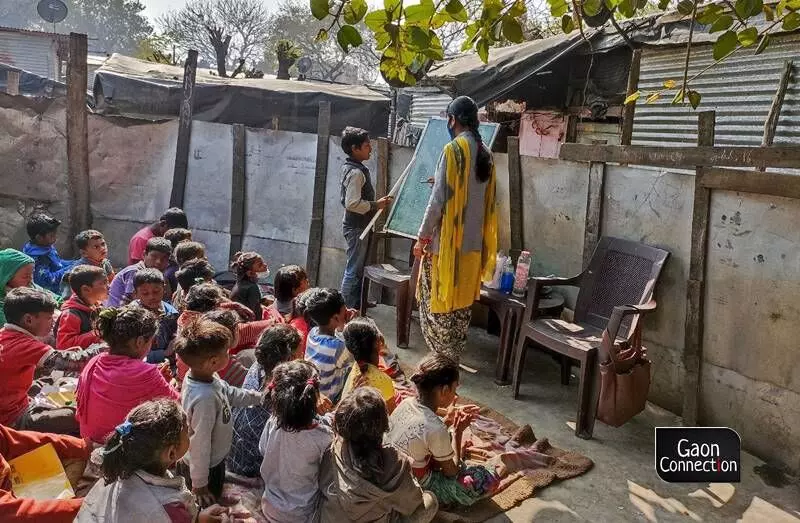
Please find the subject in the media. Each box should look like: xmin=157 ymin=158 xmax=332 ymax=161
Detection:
xmin=367 ymin=305 xmax=800 ymax=523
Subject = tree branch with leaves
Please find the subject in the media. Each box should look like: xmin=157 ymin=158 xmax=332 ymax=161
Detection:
xmin=313 ymin=0 xmax=800 ymax=108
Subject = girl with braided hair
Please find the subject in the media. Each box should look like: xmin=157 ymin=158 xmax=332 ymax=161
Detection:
xmin=76 ymin=305 xmax=179 ymax=444
xmin=76 ymin=399 xmax=239 ymax=523
xmin=414 ymin=96 xmax=498 ymax=362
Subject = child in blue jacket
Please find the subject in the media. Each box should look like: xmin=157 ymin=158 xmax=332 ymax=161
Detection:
xmin=22 ymin=213 xmax=74 ymax=295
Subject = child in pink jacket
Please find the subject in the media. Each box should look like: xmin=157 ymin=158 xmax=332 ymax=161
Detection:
xmin=77 ymin=305 xmax=178 ymax=444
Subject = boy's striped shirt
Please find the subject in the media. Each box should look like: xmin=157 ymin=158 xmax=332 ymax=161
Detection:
xmin=304 ymin=327 xmax=353 ymax=402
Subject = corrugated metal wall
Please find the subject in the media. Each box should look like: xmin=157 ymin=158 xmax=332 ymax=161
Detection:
xmin=633 ymin=33 xmax=800 ymax=147
xmin=409 ymin=87 xmax=452 ymax=128
xmin=0 ymin=31 xmax=60 ymax=80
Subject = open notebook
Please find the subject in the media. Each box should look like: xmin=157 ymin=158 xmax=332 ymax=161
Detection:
xmin=9 ymin=443 xmax=75 ymax=500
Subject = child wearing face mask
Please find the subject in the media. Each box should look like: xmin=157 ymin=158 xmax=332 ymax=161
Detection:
xmin=229 ymin=252 xmax=269 ymax=321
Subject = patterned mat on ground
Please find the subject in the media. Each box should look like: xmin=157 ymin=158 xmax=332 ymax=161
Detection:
xmin=225 ymin=371 xmax=593 ymax=523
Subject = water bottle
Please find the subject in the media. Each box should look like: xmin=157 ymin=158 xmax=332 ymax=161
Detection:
xmin=500 ymin=258 xmax=515 ymax=295
xmin=488 ymin=251 xmax=506 ymax=289
xmin=513 ymin=250 xmax=532 ymax=297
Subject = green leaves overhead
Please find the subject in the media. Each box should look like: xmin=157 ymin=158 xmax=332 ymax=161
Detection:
xmin=687 ymin=90 xmax=701 ymax=109
xmin=677 ymin=0 xmax=695 ymax=16
xmin=784 ymin=11 xmax=800 ymax=30
xmin=709 ymin=14 xmax=733 ymax=33
xmin=343 ymin=0 xmax=367 ymax=24
xmin=501 ymin=17 xmax=524 ymax=43
xmin=336 ymin=24 xmax=362 ymax=52
xmin=737 ymin=27 xmax=758 ymax=46
xmin=309 ymin=0 xmax=799 ymax=91
xmin=734 ymin=0 xmax=763 ymax=19
xmin=713 ymin=30 xmax=738 ymax=60
xmin=445 ymin=0 xmax=469 ymax=22
xmin=310 ymin=0 xmax=329 ymax=20
xmin=561 ymin=14 xmax=575 ymax=33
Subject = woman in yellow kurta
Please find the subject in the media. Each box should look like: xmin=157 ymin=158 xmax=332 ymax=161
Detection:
xmin=414 ymin=96 xmax=497 ymax=361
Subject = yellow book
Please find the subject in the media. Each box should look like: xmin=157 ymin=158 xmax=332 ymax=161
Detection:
xmin=9 ymin=443 xmax=75 ymax=500
xmin=46 ymin=391 xmax=75 ymax=408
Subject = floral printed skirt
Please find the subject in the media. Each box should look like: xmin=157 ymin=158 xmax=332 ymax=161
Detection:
xmin=418 ymin=255 xmax=472 ymax=362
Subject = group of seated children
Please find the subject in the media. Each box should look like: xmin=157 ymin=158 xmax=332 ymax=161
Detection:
xmin=0 ymin=206 xmax=537 ymax=523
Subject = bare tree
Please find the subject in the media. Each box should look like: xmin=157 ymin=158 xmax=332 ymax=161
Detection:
xmin=159 ymin=0 xmax=269 ymax=77
xmin=264 ymin=0 xmax=378 ymax=84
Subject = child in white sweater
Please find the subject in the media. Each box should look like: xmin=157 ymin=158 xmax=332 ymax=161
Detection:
xmin=175 ymin=318 xmax=264 ymax=507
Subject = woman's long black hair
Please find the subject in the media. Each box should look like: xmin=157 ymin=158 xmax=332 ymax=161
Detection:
xmin=446 ymin=95 xmax=493 ymax=183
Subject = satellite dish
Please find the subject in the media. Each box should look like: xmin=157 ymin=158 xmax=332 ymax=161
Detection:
xmin=296 ymin=56 xmax=312 ymax=81
xmin=297 ymin=57 xmax=312 ymax=75
xmin=37 ymin=0 xmax=68 ymax=23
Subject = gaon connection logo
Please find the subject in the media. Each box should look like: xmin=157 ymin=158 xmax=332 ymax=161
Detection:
xmin=655 ymin=427 xmax=741 ymax=483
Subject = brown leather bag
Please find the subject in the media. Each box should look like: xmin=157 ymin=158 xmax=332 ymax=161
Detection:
xmin=596 ymin=327 xmax=651 ymax=427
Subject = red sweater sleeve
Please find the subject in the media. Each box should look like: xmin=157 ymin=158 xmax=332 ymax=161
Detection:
xmin=0 ymin=425 xmax=88 ymax=522
xmin=0 ymin=491 xmax=82 ymax=522
xmin=0 ymin=425 xmax=89 ymax=462
xmin=56 ymin=312 xmax=101 ymax=350
xmin=164 ymin=501 xmax=193 ymax=523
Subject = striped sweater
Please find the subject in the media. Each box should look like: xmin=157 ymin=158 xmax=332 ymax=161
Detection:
xmin=304 ymin=327 xmax=354 ymax=403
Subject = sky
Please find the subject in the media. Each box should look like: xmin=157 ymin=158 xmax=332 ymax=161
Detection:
xmin=140 ymin=0 xmax=385 ymax=24
xmin=140 ymin=0 xmax=275 ymax=22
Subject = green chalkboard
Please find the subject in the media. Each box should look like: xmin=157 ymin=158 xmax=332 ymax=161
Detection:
xmin=384 ymin=117 xmax=500 ymax=239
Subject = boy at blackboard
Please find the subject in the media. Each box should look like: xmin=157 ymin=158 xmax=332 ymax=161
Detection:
xmin=339 ymin=127 xmax=392 ymax=309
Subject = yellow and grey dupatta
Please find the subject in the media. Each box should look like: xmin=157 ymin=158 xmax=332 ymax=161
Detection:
xmin=427 ymin=135 xmax=497 ymax=314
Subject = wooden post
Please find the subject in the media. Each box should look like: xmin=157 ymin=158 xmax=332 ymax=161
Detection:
xmin=583 ymin=140 xmax=607 ymax=268
xmin=507 ymin=136 xmax=523 ymax=259
xmin=759 ymin=60 xmax=793 ymax=171
xmin=170 ymin=49 xmax=198 ymax=208
xmin=682 ymin=110 xmax=715 ymax=426
xmin=66 ymin=33 xmax=90 ymax=250
xmin=229 ymin=124 xmax=246 ymax=260
xmin=6 ymin=70 xmax=20 ymax=95
xmin=564 ymin=114 xmax=578 ymax=143
xmin=306 ymin=101 xmax=331 ymax=285
xmin=373 ymin=138 xmax=390 ymax=264
xmin=620 ymin=49 xmax=642 ymax=147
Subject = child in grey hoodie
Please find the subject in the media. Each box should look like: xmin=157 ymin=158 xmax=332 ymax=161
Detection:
xmin=319 ymin=387 xmax=438 ymax=523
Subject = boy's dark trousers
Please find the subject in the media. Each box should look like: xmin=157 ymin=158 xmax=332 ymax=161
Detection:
xmin=176 ymin=459 xmax=226 ymax=499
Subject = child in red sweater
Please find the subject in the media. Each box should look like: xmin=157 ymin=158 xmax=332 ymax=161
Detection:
xmin=54 ymin=265 xmax=108 ymax=350
xmin=0 ymin=287 xmax=103 ymax=434
xmin=0 ymin=423 xmax=90 ymax=522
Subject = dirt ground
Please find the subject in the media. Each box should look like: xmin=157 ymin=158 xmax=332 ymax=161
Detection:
xmin=367 ymin=305 xmax=800 ymax=522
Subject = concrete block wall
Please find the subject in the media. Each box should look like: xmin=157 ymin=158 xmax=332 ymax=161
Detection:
xmin=518 ymin=156 xmax=800 ymax=473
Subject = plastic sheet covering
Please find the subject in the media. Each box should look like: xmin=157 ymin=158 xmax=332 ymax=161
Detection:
xmin=92 ymin=54 xmax=390 ymax=136
xmin=0 ymin=63 xmax=66 ymax=97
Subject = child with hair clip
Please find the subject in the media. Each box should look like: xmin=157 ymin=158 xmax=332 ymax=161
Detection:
xmin=175 ymin=319 xmax=265 ymax=508
xmin=76 ymin=399 xmax=241 ymax=523
xmin=259 ymin=360 xmax=333 ymax=522
xmin=341 ymin=317 xmax=397 ymax=413
xmin=320 ymin=387 xmax=438 ymax=523
xmin=228 ymin=324 xmax=301 ymax=478
xmin=76 ymin=306 xmax=179 ymax=444
xmin=229 ymin=252 xmax=268 ymax=321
